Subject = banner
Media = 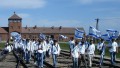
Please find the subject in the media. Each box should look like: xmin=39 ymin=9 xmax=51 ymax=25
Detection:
xmin=39 ymin=33 xmax=46 ymax=40
xmin=89 ymin=26 xmax=101 ymax=38
xmin=59 ymin=34 xmax=68 ymax=39
xmin=101 ymin=34 xmax=110 ymax=41
xmin=74 ymin=28 xmax=84 ymax=39
xmin=106 ymin=29 xmax=119 ymax=39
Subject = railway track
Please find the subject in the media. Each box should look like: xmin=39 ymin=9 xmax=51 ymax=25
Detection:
xmin=60 ymin=50 xmax=120 ymax=68
xmin=2 ymin=49 xmax=119 ymax=68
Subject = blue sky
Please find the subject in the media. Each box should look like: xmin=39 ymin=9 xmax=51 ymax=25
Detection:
xmin=0 ymin=0 xmax=120 ymax=34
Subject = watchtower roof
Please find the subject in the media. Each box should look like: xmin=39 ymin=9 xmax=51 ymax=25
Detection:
xmin=8 ymin=12 xmax=22 ymax=20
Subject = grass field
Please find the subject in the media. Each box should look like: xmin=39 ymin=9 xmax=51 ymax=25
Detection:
xmin=0 ymin=43 xmax=5 ymax=50
xmin=59 ymin=42 xmax=120 ymax=58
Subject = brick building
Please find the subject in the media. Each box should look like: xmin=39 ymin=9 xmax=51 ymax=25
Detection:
xmin=0 ymin=12 xmax=84 ymax=41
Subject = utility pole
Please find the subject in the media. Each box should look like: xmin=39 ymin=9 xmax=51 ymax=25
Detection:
xmin=95 ymin=18 xmax=99 ymax=30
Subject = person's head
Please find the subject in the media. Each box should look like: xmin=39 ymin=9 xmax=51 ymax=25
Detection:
xmin=75 ymin=40 xmax=79 ymax=46
xmin=90 ymin=39 xmax=93 ymax=45
xmin=54 ymin=40 xmax=58 ymax=45
xmin=46 ymin=40 xmax=49 ymax=44
xmin=112 ymin=39 xmax=115 ymax=42
xmin=81 ymin=41 xmax=84 ymax=45
xmin=70 ymin=37 xmax=74 ymax=41
xmin=100 ymin=39 xmax=104 ymax=42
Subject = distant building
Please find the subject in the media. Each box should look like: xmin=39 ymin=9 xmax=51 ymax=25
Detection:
xmin=0 ymin=12 xmax=84 ymax=41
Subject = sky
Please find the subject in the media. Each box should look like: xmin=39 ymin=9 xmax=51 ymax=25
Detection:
xmin=0 ymin=0 xmax=120 ymax=34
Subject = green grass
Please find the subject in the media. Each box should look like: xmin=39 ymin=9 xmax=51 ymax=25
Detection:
xmin=0 ymin=43 xmax=5 ymax=50
xmin=59 ymin=42 xmax=120 ymax=58
xmin=59 ymin=42 xmax=70 ymax=50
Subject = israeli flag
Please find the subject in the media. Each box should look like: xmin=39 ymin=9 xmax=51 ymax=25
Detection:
xmin=11 ymin=32 xmax=19 ymax=37
xmin=89 ymin=26 xmax=101 ymax=38
xmin=106 ymin=29 xmax=119 ymax=39
xmin=60 ymin=34 xmax=68 ymax=39
xmin=101 ymin=34 xmax=110 ymax=41
xmin=74 ymin=28 xmax=84 ymax=39
xmin=39 ymin=33 xmax=46 ymax=40
xmin=11 ymin=32 xmax=21 ymax=41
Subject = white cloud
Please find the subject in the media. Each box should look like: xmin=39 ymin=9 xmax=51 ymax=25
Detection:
xmin=77 ymin=0 xmax=120 ymax=4
xmin=0 ymin=0 xmax=46 ymax=9
xmin=18 ymin=13 xmax=30 ymax=18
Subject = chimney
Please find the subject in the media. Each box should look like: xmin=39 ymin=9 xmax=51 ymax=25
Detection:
xmin=51 ymin=26 xmax=54 ymax=29
xmin=59 ymin=26 xmax=62 ymax=30
xmin=33 ymin=25 xmax=37 ymax=29
xmin=25 ymin=25 xmax=27 ymax=29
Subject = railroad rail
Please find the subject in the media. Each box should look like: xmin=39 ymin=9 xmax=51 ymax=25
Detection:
xmin=60 ymin=50 xmax=120 ymax=68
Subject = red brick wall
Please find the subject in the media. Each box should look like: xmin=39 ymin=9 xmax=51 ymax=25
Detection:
xmin=0 ymin=33 xmax=8 ymax=41
xmin=9 ymin=22 xmax=22 ymax=33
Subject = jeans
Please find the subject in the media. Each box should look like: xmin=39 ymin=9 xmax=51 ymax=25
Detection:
xmin=52 ymin=54 xmax=57 ymax=68
xmin=78 ymin=54 xmax=87 ymax=68
xmin=37 ymin=52 xmax=43 ymax=67
xmin=73 ymin=57 xmax=78 ymax=68
xmin=26 ymin=51 xmax=30 ymax=63
xmin=100 ymin=54 xmax=104 ymax=66
xmin=43 ymin=51 xmax=46 ymax=61
xmin=34 ymin=52 xmax=37 ymax=62
xmin=110 ymin=52 xmax=116 ymax=65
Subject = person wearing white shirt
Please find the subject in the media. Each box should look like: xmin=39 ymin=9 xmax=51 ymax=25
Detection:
xmin=72 ymin=40 xmax=79 ymax=68
xmin=97 ymin=39 xmax=106 ymax=67
xmin=52 ymin=40 xmax=61 ymax=68
xmin=109 ymin=39 xmax=118 ymax=65
xmin=37 ymin=40 xmax=44 ymax=68
xmin=69 ymin=37 xmax=75 ymax=57
xmin=78 ymin=41 xmax=87 ymax=68
xmin=41 ymin=39 xmax=47 ymax=61
xmin=87 ymin=40 xmax=95 ymax=68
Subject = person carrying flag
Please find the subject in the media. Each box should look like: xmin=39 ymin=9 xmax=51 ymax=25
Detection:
xmin=97 ymin=39 xmax=106 ymax=67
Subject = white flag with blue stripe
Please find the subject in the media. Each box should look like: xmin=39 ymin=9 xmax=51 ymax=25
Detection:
xmin=106 ymin=29 xmax=119 ymax=39
xmin=60 ymin=34 xmax=68 ymax=39
xmin=101 ymin=34 xmax=110 ymax=41
xmin=11 ymin=32 xmax=21 ymax=41
xmin=89 ymin=26 xmax=101 ymax=38
xmin=39 ymin=33 xmax=46 ymax=40
xmin=74 ymin=28 xmax=84 ymax=39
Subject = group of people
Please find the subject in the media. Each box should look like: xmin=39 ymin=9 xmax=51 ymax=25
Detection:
xmin=3 ymin=35 xmax=119 ymax=68
xmin=3 ymin=37 xmax=61 ymax=68
xmin=69 ymin=37 xmax=119 ymax=68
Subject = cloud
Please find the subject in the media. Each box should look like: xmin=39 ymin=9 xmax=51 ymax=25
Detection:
xmin=76 ymin=0 xmax=120 ymax=5
xmin=18 ymin=13 xmax=30 ymax=18
xmin=0 ymin=0 xmax=46 ymax=9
